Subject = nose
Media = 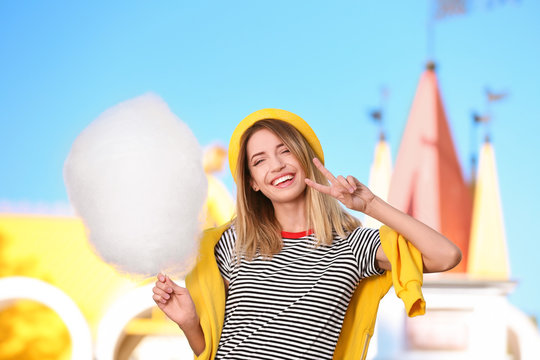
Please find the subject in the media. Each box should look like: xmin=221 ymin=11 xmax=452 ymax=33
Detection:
xmin=269 ymin=155 xmax=285 ymax=172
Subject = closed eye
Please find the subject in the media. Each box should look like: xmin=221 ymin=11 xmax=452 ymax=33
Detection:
xmin=277 ymin=144 xmax=290 ymax=154
xmin=253 ymin=158 xmax=264 ymax=166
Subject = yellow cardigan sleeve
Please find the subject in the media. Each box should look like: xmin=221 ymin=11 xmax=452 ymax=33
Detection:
xmin=334 ymin=225 xmax=425 ymax=360
xmin=379 ymin=225 xmax=426 ymax=317
xmin=185 ymin=223 xmax=230 ymax=360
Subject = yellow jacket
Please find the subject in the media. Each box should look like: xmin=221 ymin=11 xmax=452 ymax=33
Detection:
xmin=185 ymin=224 xmax=425 ymax=360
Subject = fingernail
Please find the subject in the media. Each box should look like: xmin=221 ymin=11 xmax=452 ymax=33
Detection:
xmin=158 ymin=274 xmax=164 ymax=281
xmin=167 ymin=287 xmax=173 ymax=293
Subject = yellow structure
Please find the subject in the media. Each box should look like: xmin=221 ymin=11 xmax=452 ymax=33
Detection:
xmin=202 ymin=144 xmax=236 ymax=229
xmin=0 ymin=144 xmax=236 ymax=359
xmin=203 ymin=175 xmax=235 ymax=229
xmin=364 ymin=137 xmax=393 ymax=229
xmin=467 ymin=140 xmax=510 ymax=279
xmin=0 ymin=299 xmax=71 ymax=360
xmin=0 ymin=216 xmax=137 ymax=359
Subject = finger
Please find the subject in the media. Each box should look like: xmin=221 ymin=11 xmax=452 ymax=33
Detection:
xmin=153 ymin=294 xmax=168 ymax=304
xmin=153 ymin=286 xmax=171 ymax=300
xmin=312 ymin=158 xmax=337 ymax=183
xmin=165 ymin=275 xmax=184 ymax=293
xmin=158 ymin=273 xmax=166 ymax=283
xmin=155 ymin=281 xmax=173 ymax=293
xmin=337 ymin=175 xmax=354 ymax=193
xmin=305 ymin=178 xmax=332 ymax=195
xmin=346 ymin=175 xmax=358 ymax=191
xmin=164 ymin=275 xmax=176 ymax=287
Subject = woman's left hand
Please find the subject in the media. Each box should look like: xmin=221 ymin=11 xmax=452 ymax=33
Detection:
xmin=305 ymin=158 xmax=375 ymax=214
xmin=306 ymin=159 xmax=462 ymax=273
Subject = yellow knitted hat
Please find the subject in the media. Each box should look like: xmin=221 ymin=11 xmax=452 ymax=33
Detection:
xmin=228 ymin=108 xmax=324 ymax=181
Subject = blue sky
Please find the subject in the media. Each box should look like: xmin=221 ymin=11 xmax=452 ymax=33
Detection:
xmin=1 ymin=1 xmax=539 ymax=324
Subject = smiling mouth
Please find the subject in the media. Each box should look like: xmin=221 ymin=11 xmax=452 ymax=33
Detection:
xmin=272 ymin=174 xmax=294 ymax=187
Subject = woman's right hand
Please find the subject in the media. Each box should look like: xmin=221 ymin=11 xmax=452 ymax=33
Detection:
xmin=152 ymin=273 xmax=199 ymax=331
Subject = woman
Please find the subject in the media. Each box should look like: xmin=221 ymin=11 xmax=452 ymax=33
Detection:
xmin=153 ymin=108 xmax=461 ymax=359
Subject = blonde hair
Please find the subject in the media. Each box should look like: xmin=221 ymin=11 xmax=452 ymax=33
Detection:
xmin=234 ymin=119 xmax=361 ymax=260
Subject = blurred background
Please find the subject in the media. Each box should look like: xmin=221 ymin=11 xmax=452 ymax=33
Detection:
xmin=1 ymin=0 xmax=539 ymax=359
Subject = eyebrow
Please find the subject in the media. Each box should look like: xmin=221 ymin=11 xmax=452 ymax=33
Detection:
xmin=249 ymin=143 xmax=286 ymax=163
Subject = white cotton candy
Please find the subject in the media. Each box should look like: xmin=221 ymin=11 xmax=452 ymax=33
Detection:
xmin=64 ymin=94 xmax=207 ymax=277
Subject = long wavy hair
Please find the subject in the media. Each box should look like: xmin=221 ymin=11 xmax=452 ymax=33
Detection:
xmin=233 ymin=119 xmax=361 ymax=260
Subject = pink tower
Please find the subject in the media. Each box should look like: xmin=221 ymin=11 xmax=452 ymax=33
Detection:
xmin=388 ymin=63 xmax=472 ymax=273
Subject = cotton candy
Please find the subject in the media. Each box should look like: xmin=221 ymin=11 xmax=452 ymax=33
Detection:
xmin=64 ymin=94 xmax=207 ymax=276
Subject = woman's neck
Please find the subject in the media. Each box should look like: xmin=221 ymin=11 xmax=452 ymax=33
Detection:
xmin=272 ymin=197 xmax=308 ymax=233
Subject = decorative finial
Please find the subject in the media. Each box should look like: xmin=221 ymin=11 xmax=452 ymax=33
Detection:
xmin=485 ymin=87 xmax=508 ymax=103
xmin=473 ymin=112 xmax=491 ymax=124
xmin=369 ymin=85 xmax=389 ymax=143
xmin=369 ymin=109 xmax=382 ymax=122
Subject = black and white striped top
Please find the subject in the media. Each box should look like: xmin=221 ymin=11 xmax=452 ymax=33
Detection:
xmin=214 ymin=226 xmax=384 ymax=360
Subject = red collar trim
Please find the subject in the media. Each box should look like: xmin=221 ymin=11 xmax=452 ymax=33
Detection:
xmin=281 ymin=229 xmax=314 ymax=239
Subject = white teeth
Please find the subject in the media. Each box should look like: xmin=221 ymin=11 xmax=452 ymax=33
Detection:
xmin=273 ymin=174 xmax=293 ymax=186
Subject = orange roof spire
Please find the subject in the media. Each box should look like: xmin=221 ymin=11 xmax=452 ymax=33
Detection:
xmin=388 ymin=63 xmax=472 ymax=273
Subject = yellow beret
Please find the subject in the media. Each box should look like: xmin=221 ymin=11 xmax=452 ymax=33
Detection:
xmin=228 ymin=108 xmax=324 ymax=181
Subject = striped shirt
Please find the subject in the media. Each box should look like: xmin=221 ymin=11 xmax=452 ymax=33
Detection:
xmin=214 ymin=226 xmax=384 ymax=360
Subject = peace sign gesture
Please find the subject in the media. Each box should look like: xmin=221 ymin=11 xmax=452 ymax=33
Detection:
xmin=305 ymin=158 xmax=464 ymax=274
xmin=305 ymin=158 xmax=376 ymax=214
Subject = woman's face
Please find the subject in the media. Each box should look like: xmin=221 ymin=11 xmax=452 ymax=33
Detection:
xmin=246 ymin=128 xmax=307 ymax=206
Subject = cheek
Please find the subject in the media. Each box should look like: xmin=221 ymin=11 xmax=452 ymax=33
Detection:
xmin=297 ymin=165 xmax=308 ymax=180
xmin=250 ymin=162 xmax=269 ymax=179
xmin=248 ymin=168 xmax=263 ymax=189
